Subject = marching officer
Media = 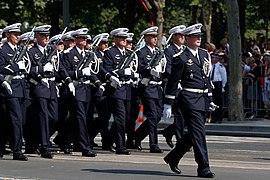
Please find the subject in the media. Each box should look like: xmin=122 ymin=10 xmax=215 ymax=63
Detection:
xmin=103 ymin=28 xmax=135 ymax=155
xmin=163 ymin=23 xmax=215 ymax=178
xmin=87 ymin=33 xmax=115 ymax=152
xmin=18 ymin=31 xmax=41 ymax=155
xmin=0 ymin=23 xmax=28 ymax=161
xmin=210 ymin=53 xmax=227 ymax=123
xmin=126 ymin=33 xmax=134 ymax=50
xmin=28 ymin=25 xmax=75 ymax=159
xmin=162 ymin=25 xmax=186 ymax=148
xmin=62 ymin=28 xmax=99 ymax=157
xmin=134 ymin=26 xmax=165 ymax=153
xmin=53 ymin=30 xmax=76 ymax=153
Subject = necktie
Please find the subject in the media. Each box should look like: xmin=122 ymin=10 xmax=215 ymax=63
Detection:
xmin=196 ymin=53 xmax=200 ymax=64
xmin=81 ymin=51 xmax=84 ymax=58
xmin=211 ymin=64 xmax=216 ymax=81
xmin=122 ymin=50 xmax=125 ymax=56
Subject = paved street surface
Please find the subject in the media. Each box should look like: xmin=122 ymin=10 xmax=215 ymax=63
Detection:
xmin=0 ymin=135 xmax=270 ymax=180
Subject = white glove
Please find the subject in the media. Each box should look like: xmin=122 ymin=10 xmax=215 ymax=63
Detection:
xmin=110 ymin=76 xmax=121 ymax=88
xmin=99 ymin=85 xmax=105 ymax=92
xmin=222 ymin=87 xmax=225 ymax=93
xmin=43 ymin=63 xmax=54 ymax=72
xmin=155 ymin=64 xmax=162 ymax=73
xmin=209 ymin=102 xmax=219 ymax=111
xmin=41 ymin=78 xmax=50 ymax=88
xmin=163 ymin=104 xmax=172 ymax=121
xmin=2 ymin=81 xmax=12 ymax=95
xmin=133 ymin=72 xmax=139 ymax=78
xmin=124 ymin=68 xmax=132 ymax=76
xmin=150 ymin=68 xmax=160 ymax=78
xmin=68 ymin=82 xmax=75 ymax=96
xmin=82 ymin=67 xmax=91 ymax=76
xmin=17 ymin=61 xmax=26 ymax=70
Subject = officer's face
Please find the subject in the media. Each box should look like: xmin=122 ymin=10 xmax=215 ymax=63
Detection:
xmin=36 ymin=33 xmax=50 ymax=47
xmin=186 ymin=34 xmax=201 ymax=49
xmin=173 ymin=34 xmax=185 ymax=45
xmin=98 ymin=41 xmax=108 ymax=51
xmin=6 ymin=32 xmax=20 ymax=45
xmin=57 ymin=43 xmax=64 ymax=52
xmin=145 ymin=35 xmax=157 ymax=47
xmin=75 ymin=37 xmax=87 ymax=48
xmin=126 ymin=42 xmax=133 ymax=50
xmin=63 ymin=40 xmax=75 ymax=49
xmin=114 ymin=36 xmax=127 ymax=48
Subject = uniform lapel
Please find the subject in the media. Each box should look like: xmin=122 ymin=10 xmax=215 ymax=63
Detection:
xmin=197 ymin=49 xmax=203 ymax=67
xmin=186 ymin=49 xmax=200 ymax=67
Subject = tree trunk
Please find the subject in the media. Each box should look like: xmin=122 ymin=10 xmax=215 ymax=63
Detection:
xmin=201 ymin=0 xmax=212 ymax=43
xmin=152 ymin=0 xmax=165 ymax=49
xmin=225 ymin=0 xmax=244 ymax=121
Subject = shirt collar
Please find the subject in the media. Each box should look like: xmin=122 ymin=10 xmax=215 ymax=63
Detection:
xmin=117 ymin=46 xmax=125 ymax=55
xmin=146 ymin=45 xmax=155 ymax=54
xmin=76 ymin=46 xmax=84 ymax=55
xmin=186 ymin=46 xmax=198 ymax=57
xmin=173 ymin=43 xmax=182 ymax=50
xmin=37 ymin=44 xmax=45 ymax=54
xmin=7 ymin=42 xmax=17 ymax=51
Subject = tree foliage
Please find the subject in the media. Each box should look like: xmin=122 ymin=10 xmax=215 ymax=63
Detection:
xmin=0 ymin=0 xmax=268 ymax=49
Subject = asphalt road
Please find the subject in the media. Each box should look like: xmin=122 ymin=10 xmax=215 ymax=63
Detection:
xmin=0 ymin=135 xmax=270 ymax=180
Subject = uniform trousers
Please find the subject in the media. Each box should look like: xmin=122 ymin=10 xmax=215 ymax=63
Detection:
xmin=109 ymin=98 xmax=131 ymax=151
xmin=164 ymin=109 xmax=210 ymax=173
xmin=23 ymin=99 xmax=40 ymax=151
xmin=54 ymin=94 xmax=73 ymax=148
xmin=71 ymin=100 xmax=91 ymax=152
xmin=135 ymin=97 xmax=162 ymax=147
xmin=88 ymin=95 xmax=112 ymax=147
xmin=36 ymin=98 xmax=58 ymax=149
xmin=162 ymin=89 xmax=185 ymax=142
xmin=4 ymin=97 xmax=24 ymax=153
xmin=0 ymin=97 xmax=9 ymax=151
xmin=126 ymin=88 xmax=140 ymax=144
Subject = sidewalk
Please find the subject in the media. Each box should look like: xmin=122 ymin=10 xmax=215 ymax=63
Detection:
xmin=157 ymin=118 xmax=270 ymax=138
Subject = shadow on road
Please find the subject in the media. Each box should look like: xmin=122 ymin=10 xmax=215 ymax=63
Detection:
xmin=81 ymin=168 xmax=196 ymax=178
xmin=254 ymin=157 xmax=270 ymax=161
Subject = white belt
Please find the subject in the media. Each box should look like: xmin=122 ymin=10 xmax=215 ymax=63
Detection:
xmin=82 ymin=80 xmax=91 ymax=84
xmin=13 ymin=74 xmax=25 ymax=79
xmin=44 ymin=77 xmax=55 ymax=81
xmin=119 ymin=79 xmax=132 ymax=85
xmin=182 ymin=88 xmax=208 ymax=93
xmin=149 ymin=81 xmax=162 ymax=85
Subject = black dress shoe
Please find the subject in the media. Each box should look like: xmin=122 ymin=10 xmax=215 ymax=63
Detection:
xmin=41 ymin=150 xmax=53 ymax=159
xmin=161 ymin=131 xmax=174 ymax=148
xmin=197 ymin=170 xmax=215 ymax=178
xmin=169 ymin=163 xmax=181 ymax=174
xmin=82 ymin=150 xmax=97 ymax=157
xmin=13 ymin=153 xmax=28 ymax=161
xmin=102 ymin=146 xmax=116 ymax=153
xmin=135 ymin=141 xmax=142 ymax=151
xmin=115 ymin=149 xmax=131 ymax=155
xmin=150 ymin=146 xmax=163 ymax=153
xmin=164 ymin=158 xmax=181 ymax=174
